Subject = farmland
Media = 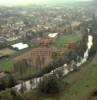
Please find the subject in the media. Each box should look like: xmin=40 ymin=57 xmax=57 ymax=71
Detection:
xmin=0 ymin=48 xmax=16 ymax=56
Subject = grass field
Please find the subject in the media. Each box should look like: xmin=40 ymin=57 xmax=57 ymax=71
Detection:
xmin=30 ymin=54 xmax=97 ymax=100
xmin=54 ymin=33 xmax=82 ymax=48
xmin=0 ymin=59 xmax=13 ymax=72
xmin=60 ymin=56 xmax=97 ymax=100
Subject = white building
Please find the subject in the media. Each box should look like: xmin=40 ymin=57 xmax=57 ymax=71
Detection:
xmin=12 ymin=42 xmax=29 ymax=50
xmin=48 ymin=33 xmax=58 ymax=38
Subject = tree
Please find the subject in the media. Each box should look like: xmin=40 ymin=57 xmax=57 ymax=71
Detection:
xmin=0 ymin=79 xmax=5 ymax=91
xmin=35 ymin=56 xmax=45 ymax=72
xmin=0 ymin=89 xmax=22 ymax=100
xmin=14 ymin=59 xmax=29 ymax=76
xmin=52 ymin=52 xmax=59 ymax=61
xmin=7 ymin=75 xmax=17 ymax=88
xmin=1 ymin=75 xmax=17 ymax=89
xmin=19 ymin=83 xmax=27 ymax=94
xmin=38 ymin=75 xmax=63 ymax=94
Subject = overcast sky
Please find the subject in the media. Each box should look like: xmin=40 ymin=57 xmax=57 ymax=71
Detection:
xmin=0 ymin=0 xmax=92 ymax=6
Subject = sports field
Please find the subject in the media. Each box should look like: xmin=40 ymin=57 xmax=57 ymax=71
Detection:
xmin=54 ymin=33 xmax=82 ymax=48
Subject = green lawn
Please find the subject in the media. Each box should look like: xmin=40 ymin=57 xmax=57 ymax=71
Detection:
xmin=54 ymin=33 xmax=82 ymax=48
xmin=0 ymin=59 xmax=13 ymax=72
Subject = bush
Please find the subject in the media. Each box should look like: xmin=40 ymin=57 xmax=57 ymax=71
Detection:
xmin=0 ymin=74 xmax=17 ymax=91
xmin=38 ymin=75 xmax=63 ymax=94
xmin=0 ymin=89 xmax=22 ymax=100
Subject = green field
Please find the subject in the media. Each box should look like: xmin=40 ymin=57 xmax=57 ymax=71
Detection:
xmin=60 ymin=57 xmax=97 ymax=100
xmin=54 ymin=33 xmax=82 ymax=48
xmin=0 ymin=59 xmax=13 ymax=72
